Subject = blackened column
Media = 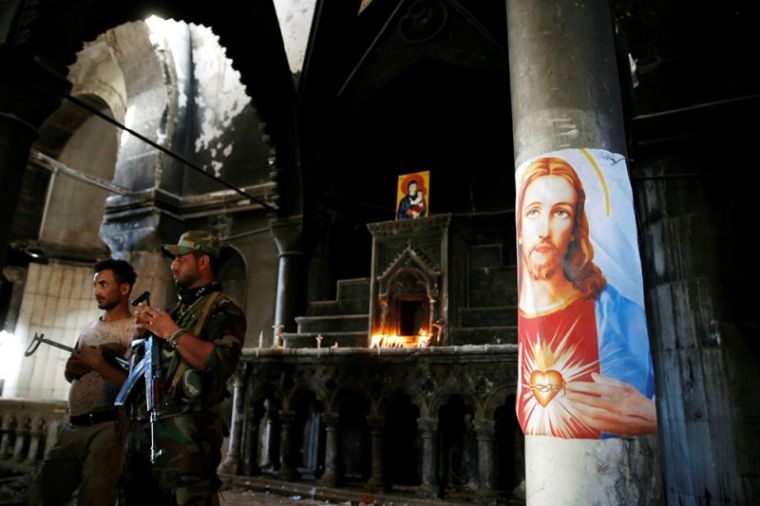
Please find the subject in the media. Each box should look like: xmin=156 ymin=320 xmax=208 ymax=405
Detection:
xmin=506 ymin=1 xmax=659 ymax=504
xmin=278 ymin=409 xmax=296 ymax=480
xmin=270 ymin=216 xmax=307 ymax=335
xmin=0 ymin=110 xmax=36 ymax=269
xmin=367 ymin=415 xmax=385 ymax=489
xmin=0 ymin=69 xmax=65 ymax=269
xmin=417 ymin=417 xmax=438 ymax=495
xmin=220 ymin=371 xmax=245 ymax=474
xmin=241 ymin=403 xmax=258 ymax=476
xmin=320 ymin=412 xmax=339 ymax=486
xmin=473 ymin=419 xmax=495 ymax=497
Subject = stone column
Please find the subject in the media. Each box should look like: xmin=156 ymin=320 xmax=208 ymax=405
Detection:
xmin=636 ymin=137 xmax=760 ymax=503
xmin=278 ymin=409 xmax=297 ymax=480
xmin=473 ymin=419 xmax=495 ymax=497
xmin=0 ymin=0 xmax=85 ymax=269
xmin=43 ymin=418 xmax=61 ymax=456
xmin=241 ymin=405 xmax=258 ymax=476
xmin=506 ymin=1 xmax=659 ymax=504
xmin=270 ymin=216 xmax=307 ymax=333
xmin=0 ymin=103 xmax=43 ymax=269
xmin=13 ymin=416 xmax=28 ymax=461
xmin=25 ymin=417 xmax=43 ymax=465
xmin=417 ymin=417 xmax=438 ymax=495
xmin=220 ymin=371 xmax=245 ymax=474
xmin=0 ymin=415 xmax=13 ymax=458
xmin=320 ymin=412 xmax=339 ymax=486
xmin=367 ymin=415 xmax=385 ymax=489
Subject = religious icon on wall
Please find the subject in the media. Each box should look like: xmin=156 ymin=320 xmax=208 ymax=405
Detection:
xmin=396 ymin=171 xmax=430 ymax=220
xmin=514 ymin=149 xmax=656 ymax=439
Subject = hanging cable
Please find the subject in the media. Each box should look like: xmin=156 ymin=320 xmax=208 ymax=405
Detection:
xmin=63 ymin=94 xmax=277 ymax=212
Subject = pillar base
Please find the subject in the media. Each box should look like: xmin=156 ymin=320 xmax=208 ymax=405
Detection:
xmin=277 ymin=465 xmax=297 ymax=481
xmin=319 ymin=473 xmax=337 ymax=488
xmin=525 ymin=435 xmax=660 ymax=505
xmin=218 ymin=458 xmax=239 ymax=475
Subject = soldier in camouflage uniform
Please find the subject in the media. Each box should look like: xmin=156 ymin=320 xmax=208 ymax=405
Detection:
xmin=121 ymin=231 xmax=246 ymax=506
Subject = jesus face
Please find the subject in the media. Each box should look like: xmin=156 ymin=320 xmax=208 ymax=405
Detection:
xmin=519 ymin=175 xmax=578 ymax=281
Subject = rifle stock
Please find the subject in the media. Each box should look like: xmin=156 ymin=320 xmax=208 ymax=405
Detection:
xmin=25 ymin=332 xmax=129 ymax=370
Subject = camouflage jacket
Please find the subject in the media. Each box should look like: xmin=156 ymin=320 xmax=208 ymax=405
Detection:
xmin=133 ymin=282 xmax=246 ymax=418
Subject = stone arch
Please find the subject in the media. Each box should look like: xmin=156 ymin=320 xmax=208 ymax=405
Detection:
xmin=288 ymin=385 xmax=328 ymax=412
xmin=334 ymin=388 xmax=372 ymax=483
xmin=247 ymin=381 xmax=284 ymax=410
xmin=437 ymin=393 xmax=479 ymax=492
xmin=380 ymin=389 xmax=422 ymax=487
xmin=428 ymin=386 xmax=480 ymax=418
xmin=481 ymin=383 xmax=515 ymax=420
xmin=327 ymin=385 xmax=373 ymax=416
xmin=35 ymin=93 xmax=120 ymax=253
xmin=290 ymin=389 xmax=326 ymax=479
xmin=245 ymin=382 xmax=282 ymax=475
xmin=376 ymin=385 xmax=426 ymax=418
xmin=494 ymin=393 xmax=523 ymax=494
xmin=13 ymin=92 xmax=119 ymax=248
xmin=80 ymin=3 xmax=297 ymax=206
xmin=219 ymin=245 xmax=248 ymax=310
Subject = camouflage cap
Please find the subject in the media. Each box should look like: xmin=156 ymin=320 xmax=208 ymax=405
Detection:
xmin=162 ymin=230 xmax=220 ymax=258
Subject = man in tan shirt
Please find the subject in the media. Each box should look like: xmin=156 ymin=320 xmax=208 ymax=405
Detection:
xmin=27 ymin=259 xmax=136 ymax=506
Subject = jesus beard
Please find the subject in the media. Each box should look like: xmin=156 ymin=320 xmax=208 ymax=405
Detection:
xmin=526 ymin=245 xmax=562 ymax=281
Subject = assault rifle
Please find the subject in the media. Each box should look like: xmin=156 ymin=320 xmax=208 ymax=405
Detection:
xmin=24 ymin=332 xmax=129 ymax=370
xmin=115 ymin=290 xmax=164 ymax=463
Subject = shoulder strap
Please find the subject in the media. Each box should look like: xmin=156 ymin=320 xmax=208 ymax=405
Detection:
xmin=168 ymin=291 xmax=223 ymax=393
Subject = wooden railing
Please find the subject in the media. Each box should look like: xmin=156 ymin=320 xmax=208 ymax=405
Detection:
xmin=0 ymin=399 xmax=68 ymax=471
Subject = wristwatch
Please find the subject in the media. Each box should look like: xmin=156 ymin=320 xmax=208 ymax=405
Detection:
xmin=167 ymin=328 xmax=184 ymax=350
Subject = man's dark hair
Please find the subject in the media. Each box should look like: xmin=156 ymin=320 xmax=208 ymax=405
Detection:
xmin=94 ymin=259 xmax=137 ymax=288
xmin=191 ymin=251 xmax=221 ymax=277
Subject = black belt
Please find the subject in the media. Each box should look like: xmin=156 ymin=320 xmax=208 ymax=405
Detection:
xmin=70 ymin=409 xmax=119 ymax=426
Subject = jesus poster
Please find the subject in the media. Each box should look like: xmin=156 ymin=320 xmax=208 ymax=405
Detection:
xmin=515 ymin=149 xmax=656 ymax=439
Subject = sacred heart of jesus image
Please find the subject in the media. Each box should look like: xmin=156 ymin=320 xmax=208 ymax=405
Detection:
xmin=529 ymin=369 xmax=566 ymax=407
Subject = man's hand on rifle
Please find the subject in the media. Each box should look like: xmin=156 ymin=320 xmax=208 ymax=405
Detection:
xmin=73 ymin=345 xmax=129 ymax=388
xmin=65 ymin=353 xmax=92 ymax=382
xmin=136 ymin=304 xmax=215 ymax=370
xmin=136 ymin=304 xmax=180 ymax=341
xmin=76 ymin=345 xmax=106 ymax=369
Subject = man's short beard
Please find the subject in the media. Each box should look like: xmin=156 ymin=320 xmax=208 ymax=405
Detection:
xmin=97 ymin=299 xmax=119 ymax=310
xmin=174 ymin=272 xmax=199 ymax=290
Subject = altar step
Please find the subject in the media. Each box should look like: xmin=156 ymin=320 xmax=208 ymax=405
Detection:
xmin=282 ymin=331 xmax=368 ymax=348
xmin=459 ymin=306 xmax=518 ymax=327
xmin=285 ymin=278 xmax=371 ymax=348
xmin=449 ymin=325 xmax=518 ymax=345
xmin=307 ymin=277 xmax=370 ymax=316
xmin=296 ymin=313 xmax=369 ymax=333
xmin=469 ymin=265 xmax=517 ymax=307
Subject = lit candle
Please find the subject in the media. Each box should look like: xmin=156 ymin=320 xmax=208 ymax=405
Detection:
xmin=316 ymin=334 xmax=324 ymax=356
xmin=258 ymin=330 xmax=264 ymax=349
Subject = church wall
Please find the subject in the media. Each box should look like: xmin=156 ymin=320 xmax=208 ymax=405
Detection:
xmin=180 ymin=24 xmax=272 ymax=197
xmin=636 ymin=147 xmax=760 ymax=504
xmin=38 ymin=113 xmax=117 ymax=251
xmin=4 ymin=261 xmax=100 ymax=401
xmin=235 ymin=230 xmax=278 ymax=348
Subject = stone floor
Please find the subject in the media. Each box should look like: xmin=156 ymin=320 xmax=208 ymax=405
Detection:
xmin=2 ymin=468 xmax=514 ymax=505
xmin=219 ymin=488 xmax=341 ymax=505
